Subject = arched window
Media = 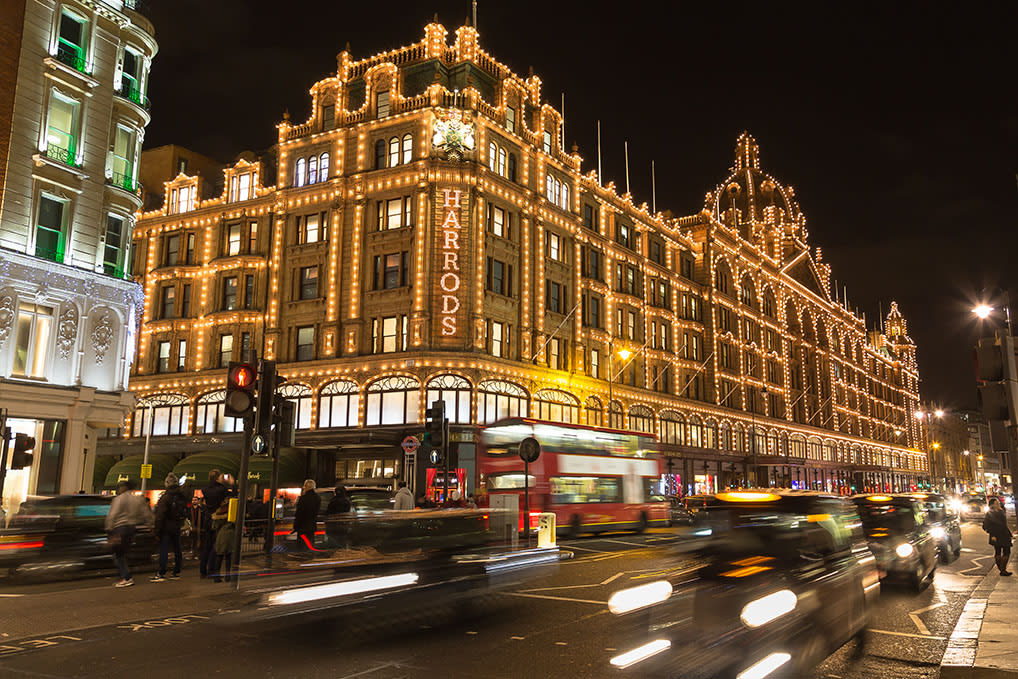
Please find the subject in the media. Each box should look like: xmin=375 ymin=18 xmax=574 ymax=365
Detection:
xmin=294 ymin=158 xmax=306 ymax=187
xmin=807 ymin=437 xmax=823 ymax=461
xmin=740 ymin=275 xmax=755 ymax=308
xmin=546 ymin=175 xmax=555 ymax=202
xmin=498 ymin=147 xmax=506 ymax=176
xmin=388 ymin=137 xmax=399 ymax=167
xmin=720 ymin=421 xmax=732 ymax=451
xmin=319 ymin=380 xmax=359 ymax=428
xmin=561 ymin=183 xmax=569 ymax=210
xmin=533 ymin=389 xmax=579 ymax=424
xmin=628 ymin=405 xmax=653 ymax=434
xmin=366 ymin=376 xmax=420 ymax=426
xmin=824 ymin=440 xmax=838 ymax=462
xmin=307 ymin=155 xmax=318 ymax=185
xmin=767 ymin=430 xmax=779 ymax=456
xmin=659 ymin=411 xmax=684 ymax=444
xmin=132 ymin=393 xmax=188 ymax=437
xmin=714 ymin=260 xmax=731 ymax=295
xmin=477 ymin=380 xmax=528 ymax=423
xmin=608 ymin=400 xmax=624 ymax=429
xmin=791 ymin=435 xmax=807 ymax=460
xmin=584 ymin=396 xmax=603 ymax=427
xmin=733 ymin=423 xmax=746 ymax=453
xmin=688 ymin=415 xmax=703 ymax=448
xmin=319 ymin=152 xmax=329 ymax=181
xmin=507 ymin=153 xmax=517 ymax=182
xmin=278 ymin=383 xmax=313 ymax=430
xmin=489 ymin=142 xmax=498 ymax=172
xmin=401 ymin=134 xmax=413 ymax=165
xmin=426 ymin=374 xmax=472 ymax=424
xmin=704 ymin=419 xmax=718 ymax=449
xmin=194 ymin=390 xmax=243 ymax=434
xmin=374 ymin=139 xmax=386 ymax=169
xmin=762 ymin=289 xmax=776 ymax=318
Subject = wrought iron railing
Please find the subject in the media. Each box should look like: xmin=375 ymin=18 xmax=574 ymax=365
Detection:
xmin=45 ymin=143 xmax=77 ymax=167
xmin=116 ymin=80 xmax=151 ymax=110
xmin=103 ymin=262 xmax=128 ymax=279
xmin=55 ymin=43 xmax=88 ymax=74
xmin=110 ymin=170 xmax=135 ymax=192
xmin=35 ymin=243 xmax=65 ymax=264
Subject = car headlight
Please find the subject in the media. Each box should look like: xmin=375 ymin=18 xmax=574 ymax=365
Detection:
xmin=608 ymin=580 xmax=673 ymax=615
xmin=895 ymin=543 xmax=915 ymax=558
xmin=930 ymin=526 xmax=946 ymax=539
xmin=740 ymin=589 xmax=798 ymax=628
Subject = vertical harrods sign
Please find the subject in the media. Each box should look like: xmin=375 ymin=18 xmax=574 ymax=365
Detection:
xmin=437 ymin=187 xmax=465 ymax=340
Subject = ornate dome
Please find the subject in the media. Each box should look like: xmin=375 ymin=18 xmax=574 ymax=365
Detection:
xmin=707 ymin=132 xmax=806 ymax=242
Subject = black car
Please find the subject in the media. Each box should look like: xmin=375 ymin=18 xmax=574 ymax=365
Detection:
xmin=912 ymin=492 xmax=962 ymax=562
xmin=852 ymin=494 xmax=937 ymax=590
xmin=607 ymin=491 xmax=879 ymax=678
xmin=0 ymin=495 xmax=156 ymax=577
xmin=668 ymin=497 xmax=693 ymax=526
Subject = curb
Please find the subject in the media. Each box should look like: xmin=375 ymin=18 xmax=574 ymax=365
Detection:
xmin=941 ymin=569 xmax=1018 ymax=679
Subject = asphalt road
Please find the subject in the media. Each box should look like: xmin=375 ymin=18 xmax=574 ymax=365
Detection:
xmin=0 ymin=523 xmax=998 ymax=678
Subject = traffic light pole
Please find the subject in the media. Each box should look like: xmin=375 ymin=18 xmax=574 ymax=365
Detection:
xmin=0 ymin=408 xmax=9 ymax=502
xmin=264 ymin=422 xmax=279 ymax=554
xmin=231 ymin=413 xmax=253 ymax=591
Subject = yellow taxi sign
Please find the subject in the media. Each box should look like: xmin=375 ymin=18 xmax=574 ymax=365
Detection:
xmin=866 ymin=495 xmax=893 ymax=502
xmin=807 ymin=514 xmax=831 ymax=523
xmin=717 ymin=491 xmax=781 ymax=503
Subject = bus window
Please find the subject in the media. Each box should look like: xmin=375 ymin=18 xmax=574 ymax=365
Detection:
xmin=487 ymin=473 xmax=537 ymax=490
xmin=644 ymin=477 xmax=666 ymax=502
xmin=550 ymin=476 xmax=622 ymax=504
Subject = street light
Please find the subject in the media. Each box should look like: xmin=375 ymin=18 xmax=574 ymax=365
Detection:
xmin=974 ymin=305 xmax=993 ymax=320
xmin=972 ymin=293 xmax=1013 ymax=334
xmin=607 ymin=340 xmax=634 ymax=425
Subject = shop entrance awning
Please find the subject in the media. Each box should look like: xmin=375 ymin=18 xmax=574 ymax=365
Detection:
xmin=103 ymin=454 xmax=178 ymax=489
xmin=246 ymin=449 xmax=306 ymax=489
xmin=172 ymin=451 xmax=240 ymax=486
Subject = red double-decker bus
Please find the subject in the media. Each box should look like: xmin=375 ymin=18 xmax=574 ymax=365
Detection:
xmin=477 ymin=419 xmax=669 ymax=536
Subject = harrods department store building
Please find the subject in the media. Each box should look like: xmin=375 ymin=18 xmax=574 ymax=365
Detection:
xmin=97 ymin=22 xmax=930 ymax=494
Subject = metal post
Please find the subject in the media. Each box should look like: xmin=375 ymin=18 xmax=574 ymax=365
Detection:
xmin=140 ymin=402 xmax=153 ymax=493
xmin=524 ymin=458 xmax=531 ymax=549
xmin=0 ymin=408 xmax=9 ymax=504
xmin=232 ymin=413 xmax=253 ymax=591
xmin=264 ymin=408 xmax=281 ymax=555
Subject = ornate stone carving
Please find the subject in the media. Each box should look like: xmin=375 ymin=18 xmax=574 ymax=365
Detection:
xmin=56 ymin=304 xmax=79 ymax=359
xmin=0 ymin=294 xmax=14 ymax=346
xmin=432 ymin=109 xmax=475 ymax=161
xmin=91 ymin=312 xmax=113 ymax=364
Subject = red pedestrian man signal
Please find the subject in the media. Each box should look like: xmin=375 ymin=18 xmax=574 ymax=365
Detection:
xmin=225 ymin=362 xmax=257 ymax=418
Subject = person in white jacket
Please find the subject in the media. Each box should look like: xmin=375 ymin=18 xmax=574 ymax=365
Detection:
xmin=393 ymin=481 xmax=414 ymax=510
xmin=104 ymin=481 xmax=152 ymax=587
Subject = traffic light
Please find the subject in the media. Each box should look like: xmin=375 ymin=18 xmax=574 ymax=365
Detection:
xmin=255 ymin=360 xmax=283 ymax=439
xmin=11 ymin=433 xmax=35 ymax=470
xmin=425 ymin=400 xmax=447 ymax=449
xmin=274 ymin=398 xmax=295 ymax=447
xmin=975 ymin=337 xmax=1015 ymax=422
xmin=225 ymin=361 xmax=257 ymax=418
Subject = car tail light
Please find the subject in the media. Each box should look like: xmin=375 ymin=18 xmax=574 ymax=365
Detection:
xmin=0 ymin=539 xmax=44 ymax=550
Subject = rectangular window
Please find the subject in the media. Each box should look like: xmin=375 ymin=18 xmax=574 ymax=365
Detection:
xmin=102 ymin=214 xmax=125 ymax=277
xmin=385 ymin=252 xmax=403 ymax=289
xmin=243 ymin=275 xmax=254 ymax=309
xmin=590 ymin=349 xmax=599 ymax=378
xmin=650 ymin=241 xmax=663 ymax=265
xmin=582 ymin=204 xmax=598 ymax=230
xmin=617 ymin=222 xmax=631 ymax=249
xmin=549 ymin=338 xmax=562 ymax=370
xmin=121 ymin=48 xmax=141 ymax=96
xmin=161 ymin=286 xmax=175 ymax=318
xmin=299 ymin=266 xmax=318 ymax=300
xmin=176 ymin=340 xmax=187 ymax=371
xmin=226 ymin=222 xmax=242 ymax=256
xmin=381 ymin=317 xmax=399 ymax=353
xmin=546 ymin=281 xmax=564 ymax=314
xmin=241 ymin=332 xmax=251 ymax=355
xmin=627 ymin=311 xmax=637 ymax=340
xmin=58 ymin=10 xmax=87 ymax=65
xmin=680 ymin=254 xmax=693 ymax=280
xmin=720 ymin=343 xmax=733 ymax=369
xmin=542 ymin=131 xmax=552 ymax=153
xmin=376 ymin=90 xmax=390 ymax=117
xmin=157 ymin=341 xmax=170 ymax=373
xmin=296 ymin=326 xmax=315 ymax=361
xmin=180 ymin=284 xmax=191 ymax=317
xmin=488 ymin=204 xmax=506 ymax=237
xmin=165 ymin=234 xmax=180 ymax=266
xmin=184 ymin=233 xmax=195 ymax=264
xmin=248 ymin=221 xmax=258 ymax=253
xmin=487 ymin=258 xmax=507 ymax=295
xmin=13 ymin=303 xmax=54 ymax=378
xmin=491 ymin=321 xmax=505 ymax=358
xmin=219 ymin=334 xmax=233 ymax=368
xmin=505 ymin=106 xmax=515 ymax=133
xmin=322 ymin=104 xmax=335 ymax=128
xmin=718 ymin=306 xmax=731 ymax=331
xmin=222 ymin=277 xmax=238 ymax=310
xmin=46 ymin=92 xmax=80 ymax=165
xmin=298 ymin=213 xmax=321 ymax=244
xmin=111 ymin=125 xmax=135 ymax=190
xmin=547 ymin=232 xmax=562 ymax=261
xmin=583 ymin=294 xmax=601 ymax=328
xmin=35 ymin=195 xmax=66 ymax=263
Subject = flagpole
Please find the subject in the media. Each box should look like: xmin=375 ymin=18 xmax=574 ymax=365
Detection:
xmin=651 ymin=160 xmax=656 ymax=213
xmin=624 ymin=141 xmax=630 ymax=195
xmin=596 ymin=121 xmax=602 ymax=185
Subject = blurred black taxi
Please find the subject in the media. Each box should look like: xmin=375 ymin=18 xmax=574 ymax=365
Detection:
xmin=606 ymin=491 xmax=879 ymax=678
xmin=0 ymin=495 xmax=155 ymax=577
xmin=911 ymin=492 xmax=962 ymax=562
xmin=851 ymin=494 xmax=937 ymax=590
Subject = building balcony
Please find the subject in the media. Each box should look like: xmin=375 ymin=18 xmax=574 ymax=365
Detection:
xmin=108 ymin=170 xmax=142 ymax=196
xmin=44 ymin=143 xmax=81 ymax=169
xmin=115 ymin=81 xmax=151 ymax=111
xmin=55 ymin=44 xmax=89 ymax=75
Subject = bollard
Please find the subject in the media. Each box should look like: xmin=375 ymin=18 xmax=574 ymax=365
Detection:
xmin=537 ymin=512 xmax=556 ymax=548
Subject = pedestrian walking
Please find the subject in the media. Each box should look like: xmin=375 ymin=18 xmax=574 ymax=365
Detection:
xmin=393 ymin=481 xmax=414 ymax=510
xmin=325 ymin=486 xmax=352 ymax=548
xmin=293 ymin=479 xmax=320 ymax=551
xmin=199 ymin=469 xmax=228 ymax=578
xmin=982 ymin=497 xmax=1013 ymax=576
xmin=104 ymin=481 xmax=151 ymax=588
xmin=151 ymin=473 xmax=187 ymax=581
xmin=212 ymin=503 xmax=235 ymax=583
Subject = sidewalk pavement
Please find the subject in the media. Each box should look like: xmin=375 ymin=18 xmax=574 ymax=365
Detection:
xmin=942 ymin=565 xmax=1018 ymax=678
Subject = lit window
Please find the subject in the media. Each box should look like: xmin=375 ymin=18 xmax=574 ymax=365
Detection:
xmin=561 ymin=183 xmax=569 ymax=210
xmin=542 ymin=130 xmax=552 ymax=153
xmin=177 ymin=340 xmax=187 ymax=371
xmin=376 ymin=90 xmax=390 ymax=118
xmin=226 ymin=223 xmax=242 ymax=255
xmin=222 ymin=277 xmax=238 ymax=310
xmin=13 ymin=303 xmax=54 ymax=378
xmin=319 ymin=380 xmax=359 ymax=428
xmin=35 ymin=195 xmax=66 ymax=263
xmin=307 ymin=155 xmax=318 ymax=184
xmin=506 ymin=106 xmax=515 ymax=133
xmin=489 ymin=204 xmax=505 ymax=237
xmin=156 ymin=341 xmax=170 ymax=373
xmin=365 ymin=376 xmax=420 ymax=426
xmin=498 ymin=147 xmax=506 ymax=176
xmin=548 ymin=232 xmax=561 ymax=261
xmin=299 ymin=213 xmax=321 ymax=244
xmin=299 ymin=266 xmax=318 ymax=300
xmin=219 ymin=334 xmax=233 ymax=367
xmin=589 ymin=349 xmax=599 ymax=378
xmin=45 ymin=92 xmax=79 ymax=165
xmin=111 ymin=125 xmax=135 ymax=190
xmin=296 ymin=326 xmax=315 ymax=361
xmin=160 ymin=286 xmax=175 ymax=318
xmin=248 ymin=221 xmax=258 ymax=253
xmin=386 ymin=198 xmax=403 ymax=229
xmin=489 ymin=141 xmax=497 ymax=172
xmin=389 ymin=137 xmax=399 ymax=167
xmin=230 ymin=172 xmax=251 ymax=201
xmin=628 ymin=311 xmax=636 ymax=340
xmin=401 ymin=135 xmax=412 ymax=165
xmin=491 ymin=321 xmax=506 ymax=357
xmin=103 ymin=214 xmax=126 ymax=277
xmin=319 ymin=152 xmax=329 ymax=181
xmin=549 ymin=338 xmax=562 ymax=370
xmin=382 ymin=317 xmax=399 ymax=353
xmin=383 ymin=253 xmax=402 ymax=289
xmin=295 ymin=158 xmax=306 ymax=187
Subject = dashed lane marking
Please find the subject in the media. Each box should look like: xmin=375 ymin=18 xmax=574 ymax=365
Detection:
xmin=868 ymin=628 xmax=947 ymax=641
xmin=555 ymin=642 xmax=567 ymax=646
xmin=0 ymin=594 xmax=24 ymax=597
xmin=519 ymin=571 xmax=626 ymax=592
xmin=510 ymin=636 xmax=525 ymax=641
xmin=504 ymin=592 xmax=606 ymax=605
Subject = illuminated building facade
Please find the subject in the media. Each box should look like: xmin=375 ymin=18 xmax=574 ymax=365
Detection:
xmin=0 ymin=0 xmax=155 ymax=506
xmin=98 ymin=21 xmax=928 ymax=494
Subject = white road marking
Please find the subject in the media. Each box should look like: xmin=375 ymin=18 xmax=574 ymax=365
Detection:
xmin=555 ymin=641 xmax=568 ymax=646
xmin=961 ymin=548 xmax=976 ymax=553
xmin=504 ymin=592 xmax=606 ymax=605
xmin=0 ymin=594 xmax=24 ymax=598
xmin=519 ymin=571 xmax=626 ymax=592
xmin=511 ymin=636 xmax=526 ymax=641
xmin=336 ymin=663 xmax=404 ymax=679
xmin=908 ymin=601 xmax=947 ymax=635
xmin=562 ymin=544 xmax=611 ymax=553
xmin=592 ymin=538 xmax=651 ymax=548
xmin=466 ymin=631 xmax=477 ymax=635
xmin=868 ymin=628 xmax=947 ymax=640
xmin=959 ymin=555 xmax=993 ymax=576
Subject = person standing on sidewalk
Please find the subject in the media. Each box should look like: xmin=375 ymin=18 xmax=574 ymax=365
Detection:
xmin=393 ymin=481 xmax=414 ymax=510
xmin=104 ymin=481 xmax=152 ymax=588
xmin=982 ymin=497 xmax=1013 ymax=576
xmin=293 ymin=479 xmax=320 ymax=551
xmin=151 ymin=473 xmax=186 ymax=582
xmin=198 ymin=469 xmax=227 ymax=578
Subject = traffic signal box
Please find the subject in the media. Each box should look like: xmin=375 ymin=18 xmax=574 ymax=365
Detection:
xmin=225 ymin=362 xmax=257 ymax=418
xmin=12 ymin=433 xmax=35 ymax=470
xmin=425 ymin=400 xmax=447 ymax=449
xmin=976 ymin=336 xmax=1015 ymax=422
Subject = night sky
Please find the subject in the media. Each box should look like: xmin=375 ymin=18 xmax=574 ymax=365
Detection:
xmin=142 ymin=0 xmax=1018 ymax=408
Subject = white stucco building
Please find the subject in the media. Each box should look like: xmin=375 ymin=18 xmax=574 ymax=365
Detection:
xmin=0 ymin=0 xmax=156 ymax=507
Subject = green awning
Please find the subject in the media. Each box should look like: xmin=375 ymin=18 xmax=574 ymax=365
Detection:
xmin=246 ymin=449 xmax=306 ymax=489
xmin=103 ymin=454 xmax=179 ymax=489
xmin=172 ymin=451 xmax=240 ymax=486
xmin=92 ymin=455 xmax=118 ymax=491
